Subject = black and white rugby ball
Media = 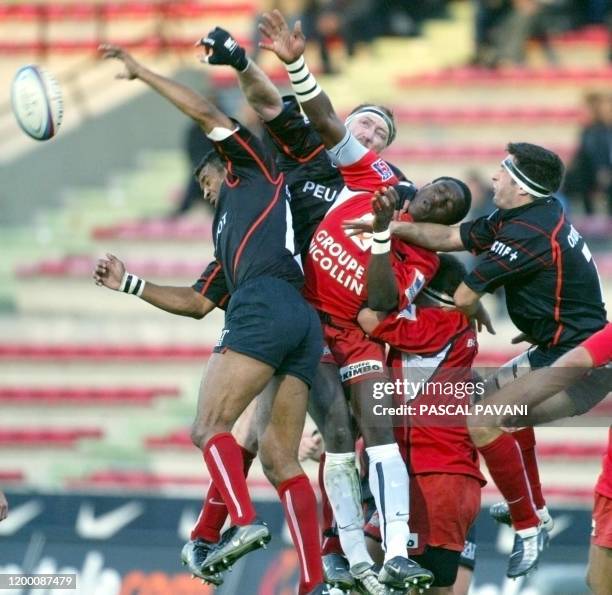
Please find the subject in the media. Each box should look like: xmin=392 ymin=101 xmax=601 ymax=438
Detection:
xmin=11 ymin=65 xmax=63 ymax=141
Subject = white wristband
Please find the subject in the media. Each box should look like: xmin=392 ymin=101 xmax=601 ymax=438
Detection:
xmin=371 ymin=240 xmax=391 ymax=255
xmin=119 ymin=271 xmax=146 ymax=297
xmin=373 ymin=229 xmax=391 ymax=242
xmin=371 ymin=229 xmax=391 ymax=254
xmin=284 ymin=56 xmax=322 ymax=102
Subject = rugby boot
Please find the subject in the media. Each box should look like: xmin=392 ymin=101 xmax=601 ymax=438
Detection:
xmin=378 ymin=556 xmax=434 ymax=592
xmin=322 ymin=553 xmax=355 ymax=592
xmin=307 ymin=584 xmax=346 ymax=595
xmin=491 ymin=501 xmax=554 ymax=532
xmin=180 ymin=539 xmax=223 ymax=586
xmin=506 ymin=525 xmax=547 ymax=578
xmin=350 ymin=562 xmax=387 ymax=595
xmin=202 ymin=521 xmax=271 ymax=573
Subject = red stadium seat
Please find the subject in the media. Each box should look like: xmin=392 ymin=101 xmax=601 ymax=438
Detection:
xmin=0 ymin=344 xmax=213 ymax=361
xmin=397 ymin=66 xmax=612 ymax=87
xmin=145 ymin=429 xmax=192 ymax=449
xmin=15 ymin=255 xmax=208 ymax=278
xmin=92 ymin=218 xmax=213 ymax=241
xmin=0 ymin=428 xmax=103 ymax=447
xmin=0 ymin=471 xmax=25 ymax=482
xmin=536 ymin=442 xmax=607 ymax=459
xmin=0 ymin=386 xmax=180 ymax=404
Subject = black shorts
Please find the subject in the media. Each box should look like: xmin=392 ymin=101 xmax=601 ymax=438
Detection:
xmin=459 ymin=523 xmax=476 ymax=571
xmin=214 ymin=276 xmax=323 ymax=387
xmin=528 ymin=344 xmax=573 ymax=369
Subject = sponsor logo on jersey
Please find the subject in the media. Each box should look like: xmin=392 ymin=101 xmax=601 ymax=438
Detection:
xmin=339 ymin=359 xmax=383 ymax=382
xmin=490 ymin=240 xmax=517 ymax=261
xmin=397 ymin=304 xmax=417 ymax=321
xmin=371 ymin=158 xmax=394 ymax=182
xmin=404 ymin=269 xmax=425 ymax=304
xmin=302 ymin=181 xmax=339 ymax=203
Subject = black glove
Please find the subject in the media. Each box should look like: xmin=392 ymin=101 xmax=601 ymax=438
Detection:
xmin=199 ymin=27 xmax=248 ymax=71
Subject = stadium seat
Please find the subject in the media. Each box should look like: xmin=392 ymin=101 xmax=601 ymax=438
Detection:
xmin=0 ymin=344 xmax=213 ymax=361
xmin=0 ymin=471 xmax=25 ymax=482
xmin=0 ymin=428 xmax=103 ymax=447
xmin=145 ymin=429 xmax=192 ymax=449
xmin=397 ymin=66 xmax=612 ymax=87
xmin=0 ymin=386 xmax=180 ymax=404
xmin=92 ymin=218 xmax=213 ymax=241
xmin=15 ymin=255 xmax=206 ymax=279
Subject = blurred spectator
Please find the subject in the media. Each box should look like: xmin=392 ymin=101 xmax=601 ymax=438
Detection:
xmin=473 ymin=0 xmax=557 ymax=67
xmin=0 ymin=491 xmax=7 ymax=521
xmin=301 ymin=0 xmax=338 ymax=74
xmin=565 ymin=92 xmax=612 ymax=215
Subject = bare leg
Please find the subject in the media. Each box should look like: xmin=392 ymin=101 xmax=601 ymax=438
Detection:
xmin=587 ymin=543 xmax=612 ymax=595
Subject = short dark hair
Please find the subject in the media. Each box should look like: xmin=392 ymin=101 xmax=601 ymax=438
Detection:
xmin=429 ymin=254 xmax=467 ymax=296
xmin=349 ymin=103 xmax=396 ymax=145
xmin=507 ymin=142 xmax=565 ymax=195
xmin=194 ymin=150 xmax=224 ymax=179
xmin=432 ymin=176 xmax=472 ymax=224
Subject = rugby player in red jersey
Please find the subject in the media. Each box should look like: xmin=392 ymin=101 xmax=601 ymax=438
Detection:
xmin=357 ymin=191 xmax=485 ymax=593
xmin=346 ymin=147 xmax=607 ymax=577
xmin=258 ymin=9 xmax=476 ymax=592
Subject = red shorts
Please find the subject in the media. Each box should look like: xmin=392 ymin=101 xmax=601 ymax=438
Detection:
xmin=320 ymin=314 xmax=386 ymax=386
xmin=592 ymin=491 xmax=612 ymax=548
xmin=365 ymin=473 xmax=481 ymax=555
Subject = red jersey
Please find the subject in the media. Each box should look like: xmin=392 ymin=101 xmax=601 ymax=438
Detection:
xmin=304 ymin=149 xmax=438 ymax=319
xmin=581 ymin=323 xmax=612 ymax=368
xmin=596 ymin=428 xmax=612 ymax=499
xmin=373 ymin=306 xmax=485 ymax=485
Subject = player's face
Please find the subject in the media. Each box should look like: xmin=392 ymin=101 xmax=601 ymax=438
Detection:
xmin=198 ymin=164 xmax=224 ymax=208
xmin=347 ymin=114 xmax=389 ymax=154
xmin=491 ymin=163 xmax=522 ymax=209
xmin=409 ymin=180 xmax=462 ymax=223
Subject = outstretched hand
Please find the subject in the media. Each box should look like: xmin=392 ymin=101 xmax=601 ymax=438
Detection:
xmin=473 ymin=302 xmax=496 ymax=335
xmin=196 ymin=27 xmax=248 ymax=71
xmin=93 ymin=253 xmax=126 ymax=290
xmin=258 ymin=9 xmax=306 ymax=64
xmin=98 ymin=44 xmax=141 ymax=80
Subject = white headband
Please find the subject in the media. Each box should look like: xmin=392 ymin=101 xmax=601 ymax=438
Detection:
xmin=501 ymin=156 xmax=551 ymax=198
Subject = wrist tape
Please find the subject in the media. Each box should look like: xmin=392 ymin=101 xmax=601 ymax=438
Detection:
xmin=284 ymin=56 xmax=322 ymax=103
xmin=119 ymin=271 xmax=146 ymax=297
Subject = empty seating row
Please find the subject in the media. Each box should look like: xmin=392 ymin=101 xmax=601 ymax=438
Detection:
xmin=0 ymin=344 xmax=213 ymax=360
xmin=0 ymin=428 xmax=103 ymax=447
xmin=0 ymin=386 xmax=180 ymax=404
xmin=397 ymin=65 xmax=612 ymax=87
xmin=0 ymin=2 xmax=254 ymax=21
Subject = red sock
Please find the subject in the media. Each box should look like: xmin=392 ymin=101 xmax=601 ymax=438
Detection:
xmin=202 ymin=433 xmax=256 ymax=526
xmin=192 ymin=446 xmax=256 ymax=542
xmin=278 ymin=474 xmax=324 ymax=594
xmin=479 ymin=433 xmax=539 ymax=531
xmin=512 ymin=427 xmax=546 ymax=510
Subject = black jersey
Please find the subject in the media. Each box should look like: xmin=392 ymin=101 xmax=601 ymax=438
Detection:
xmin=192 ymin=259 xmax=230 ymax=310
xmin=211 ymin=123 xmax=303 ymax=294
xmin=264 ymin=96 xmax=344 ymax=260
xmin=460 ymin=197 xmax=606 ymax=349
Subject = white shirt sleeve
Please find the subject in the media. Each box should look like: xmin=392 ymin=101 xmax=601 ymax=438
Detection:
xmin=326 ymin=129 xmax=368 ymax=167
xmin=207 ymin=126 xmax=239 ymax=141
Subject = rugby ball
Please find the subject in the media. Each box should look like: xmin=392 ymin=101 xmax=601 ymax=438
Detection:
xmin=11 ymin=65 xmax=63 ymax=141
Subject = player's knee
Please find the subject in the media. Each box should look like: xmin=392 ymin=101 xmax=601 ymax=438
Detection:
xmin=323 ymin=423 xmax=353 ymax=452
xmin=259 ymin=443 xmax=299 ymax=487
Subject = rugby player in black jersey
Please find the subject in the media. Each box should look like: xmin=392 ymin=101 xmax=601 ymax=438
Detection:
xmin=345 ymin=142 xmax=607 ymax=577
xmin=98 ymin=45 xmax=334 ymax=595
